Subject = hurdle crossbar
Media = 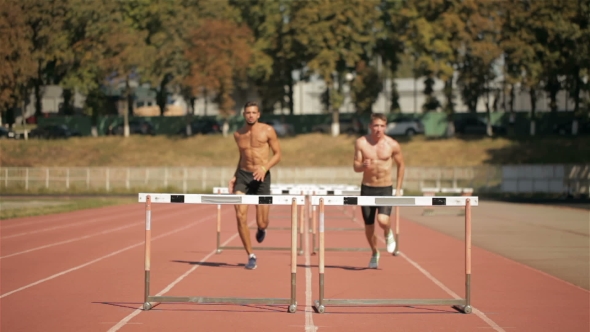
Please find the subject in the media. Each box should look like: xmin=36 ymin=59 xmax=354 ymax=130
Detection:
xmin=139 ymin=193 xmax=303 ymax=313
xmin=311 ymin=195 xmax=476 ymax=314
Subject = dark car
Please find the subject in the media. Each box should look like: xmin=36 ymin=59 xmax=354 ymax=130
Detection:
xmin=453 ymin=117 xmax=506 ymax=136
xmin=108 ymin=119 xmax=156 ymax=136
xmin=552 ymin=119 xmax=590 ymax=136
xmin=312 ymin=118 xmax=365 ymax=135
xmin=0 ymin=126 xmax=18 ymax=139
xmin=29 ymin=124 xmax=82 ymax=139
xmin=176 ymin=118 xmax=222 ymax=136
xmin=262 ymin=119 xmax=295 ymax=137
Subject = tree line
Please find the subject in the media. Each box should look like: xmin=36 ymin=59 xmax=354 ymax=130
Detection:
xmin=1 ymin=0 xmax=589 ymax=129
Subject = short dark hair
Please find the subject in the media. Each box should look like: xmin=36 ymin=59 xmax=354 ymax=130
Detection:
xmin=370 ymin=113 xmax=387 ymax=123
xmin=243 ymin=101 xmax=259 ymax=111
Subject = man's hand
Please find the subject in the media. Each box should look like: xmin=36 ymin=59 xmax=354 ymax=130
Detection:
xmin=362 ymin=159 xmax=372 ymax=169
xmin=228 ymin=177 xmax=236 ymax=193
xmin=253 ymin=166 xmax=267 ymax=182
xmin=395 ymin=189 xmax=402 ymax=197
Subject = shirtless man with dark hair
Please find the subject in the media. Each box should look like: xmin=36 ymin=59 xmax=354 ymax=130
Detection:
xmin=229 ymin=101 xmax=282 ymax=270
xmin=353 ymin=113 xmax=405 ymax=269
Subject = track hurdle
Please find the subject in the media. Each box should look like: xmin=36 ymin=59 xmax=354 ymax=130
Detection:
xmin=139 ymin=193 xmax=304 ymax=313
xmin=311 ymin=195 xmax=477 ymax=314
xmin=212 ymin=187 xmax=304 ymax=255
xmin=311 ymin=189 xmax=404 ymax=255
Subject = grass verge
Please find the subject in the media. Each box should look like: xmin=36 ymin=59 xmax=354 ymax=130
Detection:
xmin=0 ymin=196 xmax=136 ymax=220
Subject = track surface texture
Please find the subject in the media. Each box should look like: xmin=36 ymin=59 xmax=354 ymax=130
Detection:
xmin=1 ymin=200 xmax=588 ymax=331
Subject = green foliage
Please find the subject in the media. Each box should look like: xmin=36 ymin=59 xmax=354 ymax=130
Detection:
xmin=0 ymin=0 xmax=588 ymax=129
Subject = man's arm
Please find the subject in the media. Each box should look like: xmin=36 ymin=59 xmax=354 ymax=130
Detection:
xmin=391 ymin=142 xmax=405 ymax=196
xmin=353 ymin=139 xmax=365 ymax=173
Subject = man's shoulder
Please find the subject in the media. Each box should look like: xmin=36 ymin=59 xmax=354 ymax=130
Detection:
xmin=385 ymin=136 xmax=401 ymax=149
xmin=355 ymin=135 xmax=369 ymax=145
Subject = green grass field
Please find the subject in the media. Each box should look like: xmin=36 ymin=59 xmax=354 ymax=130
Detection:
xmin=2 ymin=133 xmax=589 ymax=167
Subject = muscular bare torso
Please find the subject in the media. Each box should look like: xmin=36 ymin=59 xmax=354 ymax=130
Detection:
xmin=356 ymin=135 xmax=399 ymax=186
xmin=234 ymin=123 xmax=273 ymax=172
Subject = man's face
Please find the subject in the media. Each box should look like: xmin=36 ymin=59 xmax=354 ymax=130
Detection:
xmin=243 ymin=106 xmax=260 ymax=125
xmin=370 ymin=119 xmax=386 ymax=138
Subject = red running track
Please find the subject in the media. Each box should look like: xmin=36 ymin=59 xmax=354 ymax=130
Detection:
xmin=0 ymin=202 xmax=588 ymax=331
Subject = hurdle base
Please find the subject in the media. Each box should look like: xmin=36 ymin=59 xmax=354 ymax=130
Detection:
xmin=219 ymin=245 xmax=303 ymax=255
xmin=313 ymin=298 xmax=467 ymax=313
xmin=148 ymin=295 xmax=296 ymax=308
xmin=452 ymin=304 xmax=472 ymax=314
xmin=248 ymin=226 xmax=293 ymax=231
xmin=313 ymin=247 xmax=371 ymax=253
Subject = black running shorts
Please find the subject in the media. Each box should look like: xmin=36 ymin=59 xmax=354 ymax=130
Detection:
xmin=234 ymin=168 xmax=271 ymax=195
xmin=360 ymin=184 xmax=393 ymax=225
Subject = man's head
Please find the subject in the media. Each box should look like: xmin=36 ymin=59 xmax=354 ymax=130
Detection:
xmin=243 ymin=101 xmax=260 ymax=126
xmin=369 ymin=113 xmax=387 ymax=138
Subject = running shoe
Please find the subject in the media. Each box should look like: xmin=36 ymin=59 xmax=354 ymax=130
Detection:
xmin=245 ymin=254 xmax=257 ymax=270
xmin=386 ymin=230 xmax=396 ymax=254
xmin=368 ymin=251 xmax=380 ymax=269
xmin=256 ymin=228 xmax=266 ymax=243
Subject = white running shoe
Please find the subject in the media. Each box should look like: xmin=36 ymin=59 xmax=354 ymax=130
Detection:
xmin=368 ymin=251 xmax=380 ymax=269
xmin=386 ymin=230 xmax=396 ymax=254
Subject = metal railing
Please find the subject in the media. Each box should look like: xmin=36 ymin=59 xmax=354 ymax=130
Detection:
xmin=0 ymin=165 xmax=586 ymax=195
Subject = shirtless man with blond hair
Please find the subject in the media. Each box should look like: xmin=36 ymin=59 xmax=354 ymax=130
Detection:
xmin=353 ymin=113 xmax=405 ymax=269
xmin=229 ymin=101 xmax=282 ymax=270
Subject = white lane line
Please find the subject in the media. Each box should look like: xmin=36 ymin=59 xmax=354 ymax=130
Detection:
xmin=348 ymin=212 xmax=506 ymax=332
xmin=1 ymin=222 xmax=141 ymax=259
xmin=1 ymin=204 xmax=206 ymax=239
xmin=0 ymin=212 xmax=220 ymax=299
xmin=107 ymin=220 xmax=252 ymax=332
xmin=0 ymin=206 xmax=140 ymax=230
xmin=2 ymin=215 xmax=136 ymax=240
xmin=304 ymin=214 xmax=318 ymax=332
xmin=399 ymin=252 xmax=505 ymax=332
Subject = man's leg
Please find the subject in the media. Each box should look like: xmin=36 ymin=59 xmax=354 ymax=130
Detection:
xmin=234 ymin=191 xmax=252 ymax=255
xmin=376 ymin=213 xmax=391 ymax=238
xmin=361 ymin=206 xmax=378 ymax=254
xmin=376 ymin=210 xmax=396 ymax=253
xmin=364 ymin=223 xmax=378 ymax=255
xmin=255 ymin=205 xmax=270 ymax=243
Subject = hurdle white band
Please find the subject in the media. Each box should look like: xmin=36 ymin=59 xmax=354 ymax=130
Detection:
xmin=138 ymin=193 xmax=305 ymax=205
xmin=311 ymin=196 xmax=478 ymax=207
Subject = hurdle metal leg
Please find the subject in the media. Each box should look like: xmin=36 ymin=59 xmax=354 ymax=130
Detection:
xmin=143 ymin=195 xmax=299 ymax=313
xmin=143 ymin=196 xmax=153 ymax=310
xmin=453 ymin=199 xmax=472 ymax=314
xmin=393 ymin=206 xmax=400 ymax=256
xmin=314 ymin=198 xmax=473 ymax=314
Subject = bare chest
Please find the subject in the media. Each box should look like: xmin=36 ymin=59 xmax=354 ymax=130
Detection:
xmin=236 ymin=130 xmax=268 ymax=149
xmin=362 ymin=143 xmax=392 ymax=161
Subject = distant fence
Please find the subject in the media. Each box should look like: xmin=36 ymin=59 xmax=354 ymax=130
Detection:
xmin=1 ymin=165 xmax=587 ymax=196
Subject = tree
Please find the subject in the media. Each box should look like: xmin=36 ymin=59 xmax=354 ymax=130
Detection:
xmin=290 ymin=0 xmax=382 ymax=136
xmin=0 ymin=0 xmax=36 ymax=128
xmin=184 ymin=19 xmax=253 ymax=121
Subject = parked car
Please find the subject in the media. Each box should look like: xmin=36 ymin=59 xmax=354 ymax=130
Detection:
xmin=262 ymin=119 xmax=295 ymax=137
xmin=453 ymin=117 xmax=507 ymax=136
xmin=0 ymin=126 xmax=19 ymax=139
xmin=552 ymin=119 xmax=590 ymax=136
xmin=386 ymin=118 xmax=424 ymax=137
xmin=176 ymin=118 xmax=222 ymax=136
xmin=29 ymin=124 xmax=82 ymax=139
xmin=108 ymin=119 xmax=156 ymax=136
xmin=312 ymin=118 xmax=364 ymax=135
